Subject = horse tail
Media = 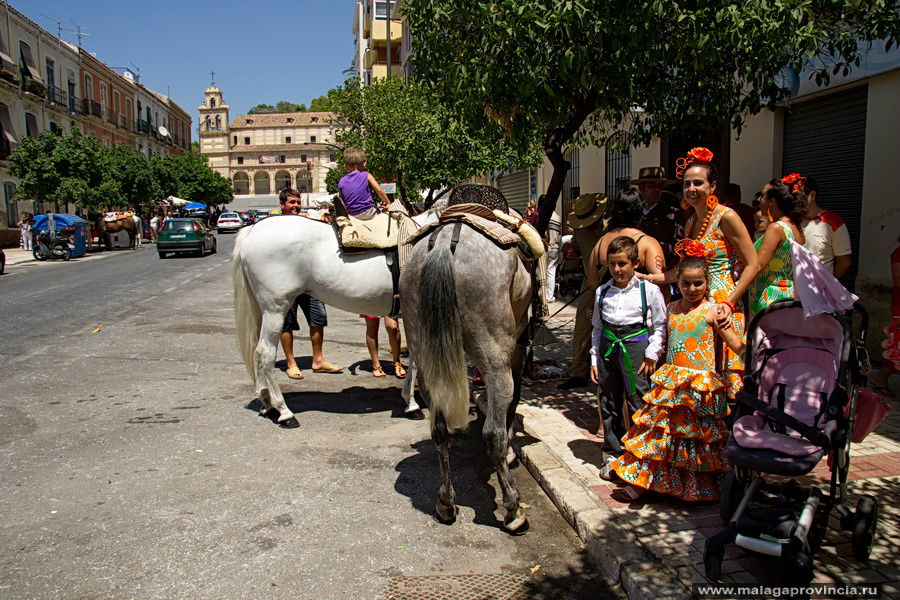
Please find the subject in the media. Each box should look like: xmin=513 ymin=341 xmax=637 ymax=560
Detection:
xmin=417 ymin=238 xmax=469 ymax=431
xmin=233 ymin=228 xmax=261 ymax=384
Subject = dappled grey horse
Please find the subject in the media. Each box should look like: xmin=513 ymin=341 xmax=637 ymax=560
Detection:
xmin=399 ymin=188 xmax=533 ymax=532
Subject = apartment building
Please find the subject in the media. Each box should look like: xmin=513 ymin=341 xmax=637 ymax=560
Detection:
xmin=353 ymin=0 xmax=402 ymax=86
xmin=198 ymin=86 xmax=339 ymax=195
xmin=0 ymin=1 xmax=192 ymax=246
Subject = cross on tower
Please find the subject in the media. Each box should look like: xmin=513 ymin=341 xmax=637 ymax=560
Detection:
xmin=210 ymin=69 xmax=216 ymax=86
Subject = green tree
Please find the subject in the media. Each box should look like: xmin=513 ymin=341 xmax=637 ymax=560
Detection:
xmin=100 ymin=145 xmax=160 ymax=213
xmin=152 ymin=153 xmax=232 ymax=209
xmin=309 ymin=91 xmax=337 ymax=112
xmin=276 ymin=100 xmax=306 ymax=113
xmin=330 ymin=77 xmax=538 ymax=207
xmin=8 ymin=128 xmax=105 ymax=212
xmin=248 ymin=103 xmax=276 ymax=114
xmin=325 ymin=165 xmax=343 ymax=195
xmin=403 ymin=0 xmax=900 ymax=233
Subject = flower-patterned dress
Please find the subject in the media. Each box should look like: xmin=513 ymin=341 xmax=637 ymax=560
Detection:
xmin=611 ymin=300 xmax=730 ymax=501
xmin=749 ymin=220 xmax=795 ymax=317
xmin=687 ymin=205 xmax=745 ymax=402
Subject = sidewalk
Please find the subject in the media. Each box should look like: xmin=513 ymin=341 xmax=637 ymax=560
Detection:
xmin=515 ymin=300 xmax=900 ymax=599
xmin=2 ymin=240 xmax=154 ymax=267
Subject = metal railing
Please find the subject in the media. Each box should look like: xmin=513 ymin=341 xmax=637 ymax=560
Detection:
xmin=104 ymin=108 xmax=117 ymax=125
xmin=48 ymin=86 xmax=68 ymax=108
xmin=84 ymin=99 xmax=101 ymax=118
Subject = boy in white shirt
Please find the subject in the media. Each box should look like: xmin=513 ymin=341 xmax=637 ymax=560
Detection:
xmin=590 ymin=236 xmax=667 ymax=472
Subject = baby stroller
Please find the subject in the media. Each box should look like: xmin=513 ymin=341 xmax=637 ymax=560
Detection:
xmin=704 ymin=299 xmax=877 ymax=582
xmin=556 ymin=235 xmax=584 ymax=299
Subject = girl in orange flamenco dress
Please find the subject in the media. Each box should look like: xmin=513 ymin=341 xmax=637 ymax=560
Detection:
xmin=612 ymin=257 xmax=745 ymax=501
xmin=642 ymin=148 xmax=759 ymax=404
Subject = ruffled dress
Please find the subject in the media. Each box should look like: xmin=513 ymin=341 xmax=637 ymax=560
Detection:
xmin=688 ymin=206 xmax=745 ymax=402
xmin=611 ymin=300 xmax=730 ymax=501
xmin=749 ymin=221 xmax=795 ymax=317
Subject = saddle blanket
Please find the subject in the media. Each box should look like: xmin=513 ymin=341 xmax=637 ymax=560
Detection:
xmin=336 ymin=212 xmax=417 ymax=250
xmin=405 ymin=203 xmax=522 ymax=250
xmin=104 ymin=212 xmax=135 ymax=223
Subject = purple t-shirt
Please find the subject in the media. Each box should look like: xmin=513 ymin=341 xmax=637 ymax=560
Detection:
xmin=338 ymin=170 xmax=375 ymax=216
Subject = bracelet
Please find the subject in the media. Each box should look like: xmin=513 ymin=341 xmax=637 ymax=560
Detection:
xmin=720 ymin=301 xmax=736 ymax=314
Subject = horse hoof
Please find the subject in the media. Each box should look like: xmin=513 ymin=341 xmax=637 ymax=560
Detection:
xmin=434 ymin=503 xmax=458 ymax=524
xmin=278 ymin=416 xmax=300 ymax=429
xmin=405 ymin=409 xmax=425 ymax=420
xmin=504 ymin=508 xmax=528 ymax=534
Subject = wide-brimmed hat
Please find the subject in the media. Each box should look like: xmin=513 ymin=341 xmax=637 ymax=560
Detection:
xmin=567 ymin=193 xmax=608 ymax=229
xmin=628 ymin=166 xmax=676 ymax=185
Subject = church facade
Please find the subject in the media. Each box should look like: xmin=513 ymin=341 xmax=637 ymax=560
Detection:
xmin=198 ymin=86 xmax=340 ymax=196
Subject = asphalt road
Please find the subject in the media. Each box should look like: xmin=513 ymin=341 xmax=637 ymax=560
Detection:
xmin=0 ymin=230 xmax=617 ymax=599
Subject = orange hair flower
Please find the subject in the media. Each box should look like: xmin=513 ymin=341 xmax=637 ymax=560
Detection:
xmin=676 ymin=147 xmax=715 ymax=179
xmin=781 ymin=173 xmax=806 ymax=194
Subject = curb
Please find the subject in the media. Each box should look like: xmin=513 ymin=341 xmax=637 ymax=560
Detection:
xmin=514 ymin=420 xmax=692 ymax=600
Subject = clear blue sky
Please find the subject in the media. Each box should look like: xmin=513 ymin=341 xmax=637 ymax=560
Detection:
xmin=18 ymin=0 xmax=355 ymax=119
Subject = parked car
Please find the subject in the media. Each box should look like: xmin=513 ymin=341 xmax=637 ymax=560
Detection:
xmin=157 ymin=218 xmax=217 ymax=258
xmin=216 ymin=212 xmax=244 ymax=233
xmin=251 ymin=209 xmax=270 ymax=221
xmin=237 ymin=211 xmax=255 ymax=226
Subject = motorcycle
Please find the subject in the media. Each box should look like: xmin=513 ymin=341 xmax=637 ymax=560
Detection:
xmin=33 ymin=227 xmax=74 ymax=261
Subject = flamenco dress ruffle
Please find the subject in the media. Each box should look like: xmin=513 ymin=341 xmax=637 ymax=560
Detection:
xmin=611 ymin=364 xmax=730 ymax=502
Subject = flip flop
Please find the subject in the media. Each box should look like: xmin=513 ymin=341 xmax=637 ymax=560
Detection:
xmin=394 ymin=362 xmax=407 ymax=379
xmin=285 ymin=366 xmax=304 ymax=380
xmin=312 ymin=363 xmax=344 ymax=373
xmin=372 ymin=365 xmax=387 ymax=378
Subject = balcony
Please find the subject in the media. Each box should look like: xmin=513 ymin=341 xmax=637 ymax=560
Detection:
xmin=118 ymin=114 xmax=128 ymax=129
xmin=104 ymin=108 xmax=118 ymax=125
xmin=84 ymin=98 xmax=102 ymax=118
xmin=23 ymin=78 xmax=47 ymax=99
xmin=369 ymin=19 xmax=402 ymax=45
xmin=46 ymin=86 xmax=69 ymax=109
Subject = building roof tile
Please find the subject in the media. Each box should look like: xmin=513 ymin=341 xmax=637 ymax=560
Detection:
xmin=229 ymin=111 xmax=336 ymax=129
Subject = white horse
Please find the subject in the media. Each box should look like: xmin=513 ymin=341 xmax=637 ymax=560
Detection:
xmin=232 ymin=205 xmax=443 ymax=428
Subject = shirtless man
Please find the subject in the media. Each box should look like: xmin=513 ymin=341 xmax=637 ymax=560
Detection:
xmin=278 ymin=188 xmax=343 ymax=379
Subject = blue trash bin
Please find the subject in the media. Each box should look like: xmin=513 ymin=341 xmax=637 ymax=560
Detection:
xmin=32 ymin=214 xmax=88 ymax=258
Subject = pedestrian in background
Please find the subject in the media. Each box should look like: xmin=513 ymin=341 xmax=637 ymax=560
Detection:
xmin=545 ymin=211 xmax=563 ymax=303
xmin=801 ymin=178 xmax=853 ymax=279
xmin=558 ymin=193 xmax=608 ymax=391
xmin=150 ymin=214 xmax=160 ymax=242
xmin=359 ymin=315 xmax=406 ymax=378
xmin=17 ymin=214 xmax=33 ymax=251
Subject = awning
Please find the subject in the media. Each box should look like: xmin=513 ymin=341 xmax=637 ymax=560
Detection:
xmin=0 ymin=32 xmax=13 ymax=73
xmin=0 ymin=103 xmax=18 ymax=144
xmin=19 ymin=42 xmax=42 ymax=82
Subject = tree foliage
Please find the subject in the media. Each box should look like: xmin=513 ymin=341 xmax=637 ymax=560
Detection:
xmin=8 ymin=128 xmax=105 ymax=212
xmin=249 ymin=101 xmax=308 ymax=113
xmin=8 ymin=129 xmax=232 ymax=213
xmin=330 ymin=76 xmax=539 ymax=206
xmin=402 ymin=0 xmax=900 ymax=232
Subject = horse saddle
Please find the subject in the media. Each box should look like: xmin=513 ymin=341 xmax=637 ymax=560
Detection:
xmin=335 ymin=211 xmax=419 ymax=252
xmin=104 ymin=212 xmax=134 ymax=223
xmin=405 ymin=203 xmax=544 ymax=261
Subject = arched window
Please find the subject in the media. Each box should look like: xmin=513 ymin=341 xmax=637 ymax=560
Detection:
xmin=274 ymin=170 xmax=291 ymax=192
xmin=210 ymin=97 xmax=216 ymax=108
xmin=4 ymin=182 xmax=17 ymax=227
xmin=215 ymin=115 xmax=221 ymax=130
xmin=233 ymin=172 xmax=250 ymax=195
xmin=253 ymin=172 xmax=270 ymax=195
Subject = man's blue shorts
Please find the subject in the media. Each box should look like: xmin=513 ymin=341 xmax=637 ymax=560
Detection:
xmin=282 ymin=294 xmax=328 ymax=332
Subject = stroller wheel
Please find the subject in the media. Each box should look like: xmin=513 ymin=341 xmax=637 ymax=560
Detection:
xmin=703 ymin=543 xmax=724 ymax=581
xmin=852 ymin=496 xmax=878 ymax=562
xmin=719 ymin=469 xmax=743 ymax=523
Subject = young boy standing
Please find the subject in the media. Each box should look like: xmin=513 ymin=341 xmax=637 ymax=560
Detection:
xmin=338 ymin=147 xmax=391 ymax=220
xmin=589 ymin=236 xmax=667 ymax=478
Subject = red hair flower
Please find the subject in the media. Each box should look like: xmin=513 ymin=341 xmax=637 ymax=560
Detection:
xmin=676 ymin=147 xmax=715 ymax=179
xmin=781 ymin=172 xmax=806 ymax=194
xmin=674 ymin=238 xmax=708 ymax=259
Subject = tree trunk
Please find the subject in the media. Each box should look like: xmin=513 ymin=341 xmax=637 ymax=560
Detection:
xmin=534 ymin=104 xmax=596 ymax=237
xmin=395 ymin=168 xmax=415 ymax=214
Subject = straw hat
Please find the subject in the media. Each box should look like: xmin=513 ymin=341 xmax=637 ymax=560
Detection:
xmin=567 ymin=193 xmax=608 ymax=229
xmin=628 ymin=166 xmax=676 ymax=185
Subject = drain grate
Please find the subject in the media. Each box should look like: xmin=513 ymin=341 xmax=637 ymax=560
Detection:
xmin=385 ymin=573 xmax=531 ymax=600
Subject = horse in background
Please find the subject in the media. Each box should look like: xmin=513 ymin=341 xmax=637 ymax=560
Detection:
xmin=92 ymin=212 xmax=140 ymax=250
xmin=232 ymin=202 xmax=445 ymax=428
xmin=399 ymin=185 xmax=534 ymax=533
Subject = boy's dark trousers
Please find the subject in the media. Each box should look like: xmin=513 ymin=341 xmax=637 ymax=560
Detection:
xmin=596 ymin=322 xmax=651 ymax=457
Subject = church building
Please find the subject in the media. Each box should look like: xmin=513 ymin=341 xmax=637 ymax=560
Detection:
xmin=198 ymin=86 xmax=340 ymax=195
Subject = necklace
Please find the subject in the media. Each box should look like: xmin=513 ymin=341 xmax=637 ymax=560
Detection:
xmin=674 ymin=195 xmax=719 ymax=259
xmin=692 ymin=195 xmax=719 ymax=240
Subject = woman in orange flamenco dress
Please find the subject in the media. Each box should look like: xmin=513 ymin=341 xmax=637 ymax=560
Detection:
xmin=642 ymin=148 xmax=759 ymax=403
xmin=612 ymin=257 xmax=745 ymax=501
